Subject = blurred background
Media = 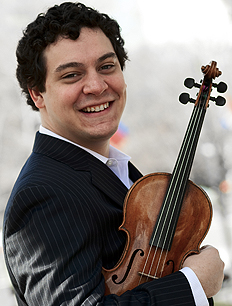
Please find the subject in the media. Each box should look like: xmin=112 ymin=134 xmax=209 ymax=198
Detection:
xmin=1 ymin=0 xmax=232 ymax=305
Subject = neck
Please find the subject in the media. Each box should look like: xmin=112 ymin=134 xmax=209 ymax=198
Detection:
xmin=40 ymin=123 xmax=111 ymax=158
xmin=82 ymin=139 xmax=110 ymax=157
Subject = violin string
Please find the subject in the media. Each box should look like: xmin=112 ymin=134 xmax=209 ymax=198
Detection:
xmin=157 ymin=106 xmax=203 ymax=278
xmin=151 ymin=104 xmax=202 ymax=279
xmin=141 ymin=94 xmax=207 ymax=281
xmin=155 ymin=101 xmax=206 ymax=278
xmin=138 ymin=241 xmax=159 ymax=284
xmin=159 ymin=250 xmax=169 ymax=278
xmin=138 ymin=104 xmax=201 ymax=283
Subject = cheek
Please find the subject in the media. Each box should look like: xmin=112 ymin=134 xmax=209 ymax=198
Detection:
xmin=114 ymin=76 xmax=127 ymax=100
xmin=62 ymin=84 xmax=83 ymax=104
xmin=123 ymin=84 xmax=127 ymax=100
xmin=121 ymin=82 xmax=127 ymax=108
xmin=52 ymin=89 xmax=79 ymax=111
xmin=110 ymin=70 xmax=127 ymax=92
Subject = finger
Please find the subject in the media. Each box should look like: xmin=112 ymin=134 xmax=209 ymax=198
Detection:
xmin=200 ymin=245 xmax=212 ymax=251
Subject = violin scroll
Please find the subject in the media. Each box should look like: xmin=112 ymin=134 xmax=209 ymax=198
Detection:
xmin=179 ymin=61 xmax=227 ymax=108
xmin=201 ymin=61 xmax=221 ymax=80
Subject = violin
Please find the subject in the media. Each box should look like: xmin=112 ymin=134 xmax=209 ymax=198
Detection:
xmin=102 ymin=61 xmax=227 ymax=295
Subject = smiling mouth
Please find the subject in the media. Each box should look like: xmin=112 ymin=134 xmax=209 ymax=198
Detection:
xmin=82 ymin=102 xmax=110 ymax=113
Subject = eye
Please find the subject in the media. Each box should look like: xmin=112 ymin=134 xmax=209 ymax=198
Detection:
xmin=100 ymin=64 xmax=115 ymax=71
xmin=61 ymin=72 xmax=83 ymax=83
xmin=63 ymin=73 xmax=78 ymax=79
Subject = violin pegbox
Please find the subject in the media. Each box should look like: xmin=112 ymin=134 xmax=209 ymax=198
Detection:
xmin=179 ymin=61 xmax=227 ymax=107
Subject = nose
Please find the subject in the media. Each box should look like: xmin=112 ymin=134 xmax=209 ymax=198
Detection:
xmin=83 ymin=71 xmax=108 ymax=96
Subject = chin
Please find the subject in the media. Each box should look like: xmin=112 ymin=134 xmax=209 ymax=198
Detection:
xmin=93 ymin=124 xmax=119 ymax=138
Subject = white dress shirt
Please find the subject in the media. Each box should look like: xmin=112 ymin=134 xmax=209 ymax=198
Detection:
xmin=39 ymin=125 xmax=209 ymax=306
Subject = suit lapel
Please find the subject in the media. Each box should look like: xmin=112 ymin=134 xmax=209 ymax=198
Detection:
xmin=88 ymin=156 xmax=129 ymax=207
xmin=33 ymin=132 xmax=141 ymax=208
xmin=128 ymin=161 xmax=143 ymax=182
xmin=87 ymin=159 xmax=143 ymax=208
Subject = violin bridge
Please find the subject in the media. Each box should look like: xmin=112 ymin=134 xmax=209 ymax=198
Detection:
xmin=138 ymin=272 xmax=159 ymax=280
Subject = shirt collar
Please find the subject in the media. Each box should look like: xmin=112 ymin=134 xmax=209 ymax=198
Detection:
xmin=39 ymin=125 xmax=131 ymax=164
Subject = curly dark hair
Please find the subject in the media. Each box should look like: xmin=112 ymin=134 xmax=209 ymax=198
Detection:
xmin=16 ymin=2 xmax=128 ymax=111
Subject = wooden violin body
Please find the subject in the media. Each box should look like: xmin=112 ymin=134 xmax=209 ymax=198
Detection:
xmin=103 ymin=173 xmax=212 ymax=295
xmin=102 ymin=61 xmax=227 ymax=295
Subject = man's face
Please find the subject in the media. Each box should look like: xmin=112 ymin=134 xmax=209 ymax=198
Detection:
xmin=30 ymin=27 xmax=127 ymax=155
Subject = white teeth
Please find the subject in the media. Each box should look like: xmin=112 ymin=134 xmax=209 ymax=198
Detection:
xmin=83 ymin=102 xmax=110 ymax=113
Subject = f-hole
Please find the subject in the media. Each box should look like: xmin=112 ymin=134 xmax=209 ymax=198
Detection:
xmin=112 ymin=249 xmax=144 ymax=285
xmin=167 ymin=259 xmax=174 ymax=273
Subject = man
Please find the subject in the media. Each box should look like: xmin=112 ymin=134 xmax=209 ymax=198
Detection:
xmin=3 ymin=2 xmax=224 ymax=305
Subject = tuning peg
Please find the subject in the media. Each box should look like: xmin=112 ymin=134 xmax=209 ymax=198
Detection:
xmin=209 ymin=96 xmax=226 ymax=106
xmin=179 ymin=93 xmax=196 ymax=104
xmin=212 ymin=81 xmax=227 ymax=93
xmin=184 ymin=78 xmax=201 ymax=89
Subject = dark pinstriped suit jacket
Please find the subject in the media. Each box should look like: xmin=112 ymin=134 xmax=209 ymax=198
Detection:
xmin=3 ymin=132 xmax=201 ymax=305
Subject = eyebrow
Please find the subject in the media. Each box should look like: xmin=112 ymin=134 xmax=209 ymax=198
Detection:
xmin=55 ymin=62 xmax=83 ymax=73
xmin=97 ymin=52 xmax=117 ymax=63
xmin=55 ymin=52 xmax=117 ymax=73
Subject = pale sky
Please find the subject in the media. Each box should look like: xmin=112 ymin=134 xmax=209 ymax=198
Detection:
xmin=7 ymin=0 xmax=232 ymax=49
xmin=137 ymin=0 xmax=232 ymax=45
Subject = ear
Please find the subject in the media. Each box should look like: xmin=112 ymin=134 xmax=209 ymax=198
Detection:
xmin=28 ymin=87 xmax=45 ymax=109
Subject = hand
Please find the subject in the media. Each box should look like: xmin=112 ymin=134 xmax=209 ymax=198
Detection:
xmin=183 ymin=245 xmax=224 ymax=298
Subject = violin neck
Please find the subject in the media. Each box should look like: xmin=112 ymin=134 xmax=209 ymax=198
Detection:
xmin=148 ymin=62 xmax=226 ymax=253
xmin=172 ymin=103 xmax=207 ymax=193
xmin=150 ymin=102 xmax=207 ymax=251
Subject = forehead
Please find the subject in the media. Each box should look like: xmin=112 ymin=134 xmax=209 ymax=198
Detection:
xmin=43 ymin=27 xmax=115 ymax=70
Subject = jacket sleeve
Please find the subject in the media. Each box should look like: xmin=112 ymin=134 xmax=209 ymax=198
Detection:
xmin=3 ymin=184 xmax=196 ymax=306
